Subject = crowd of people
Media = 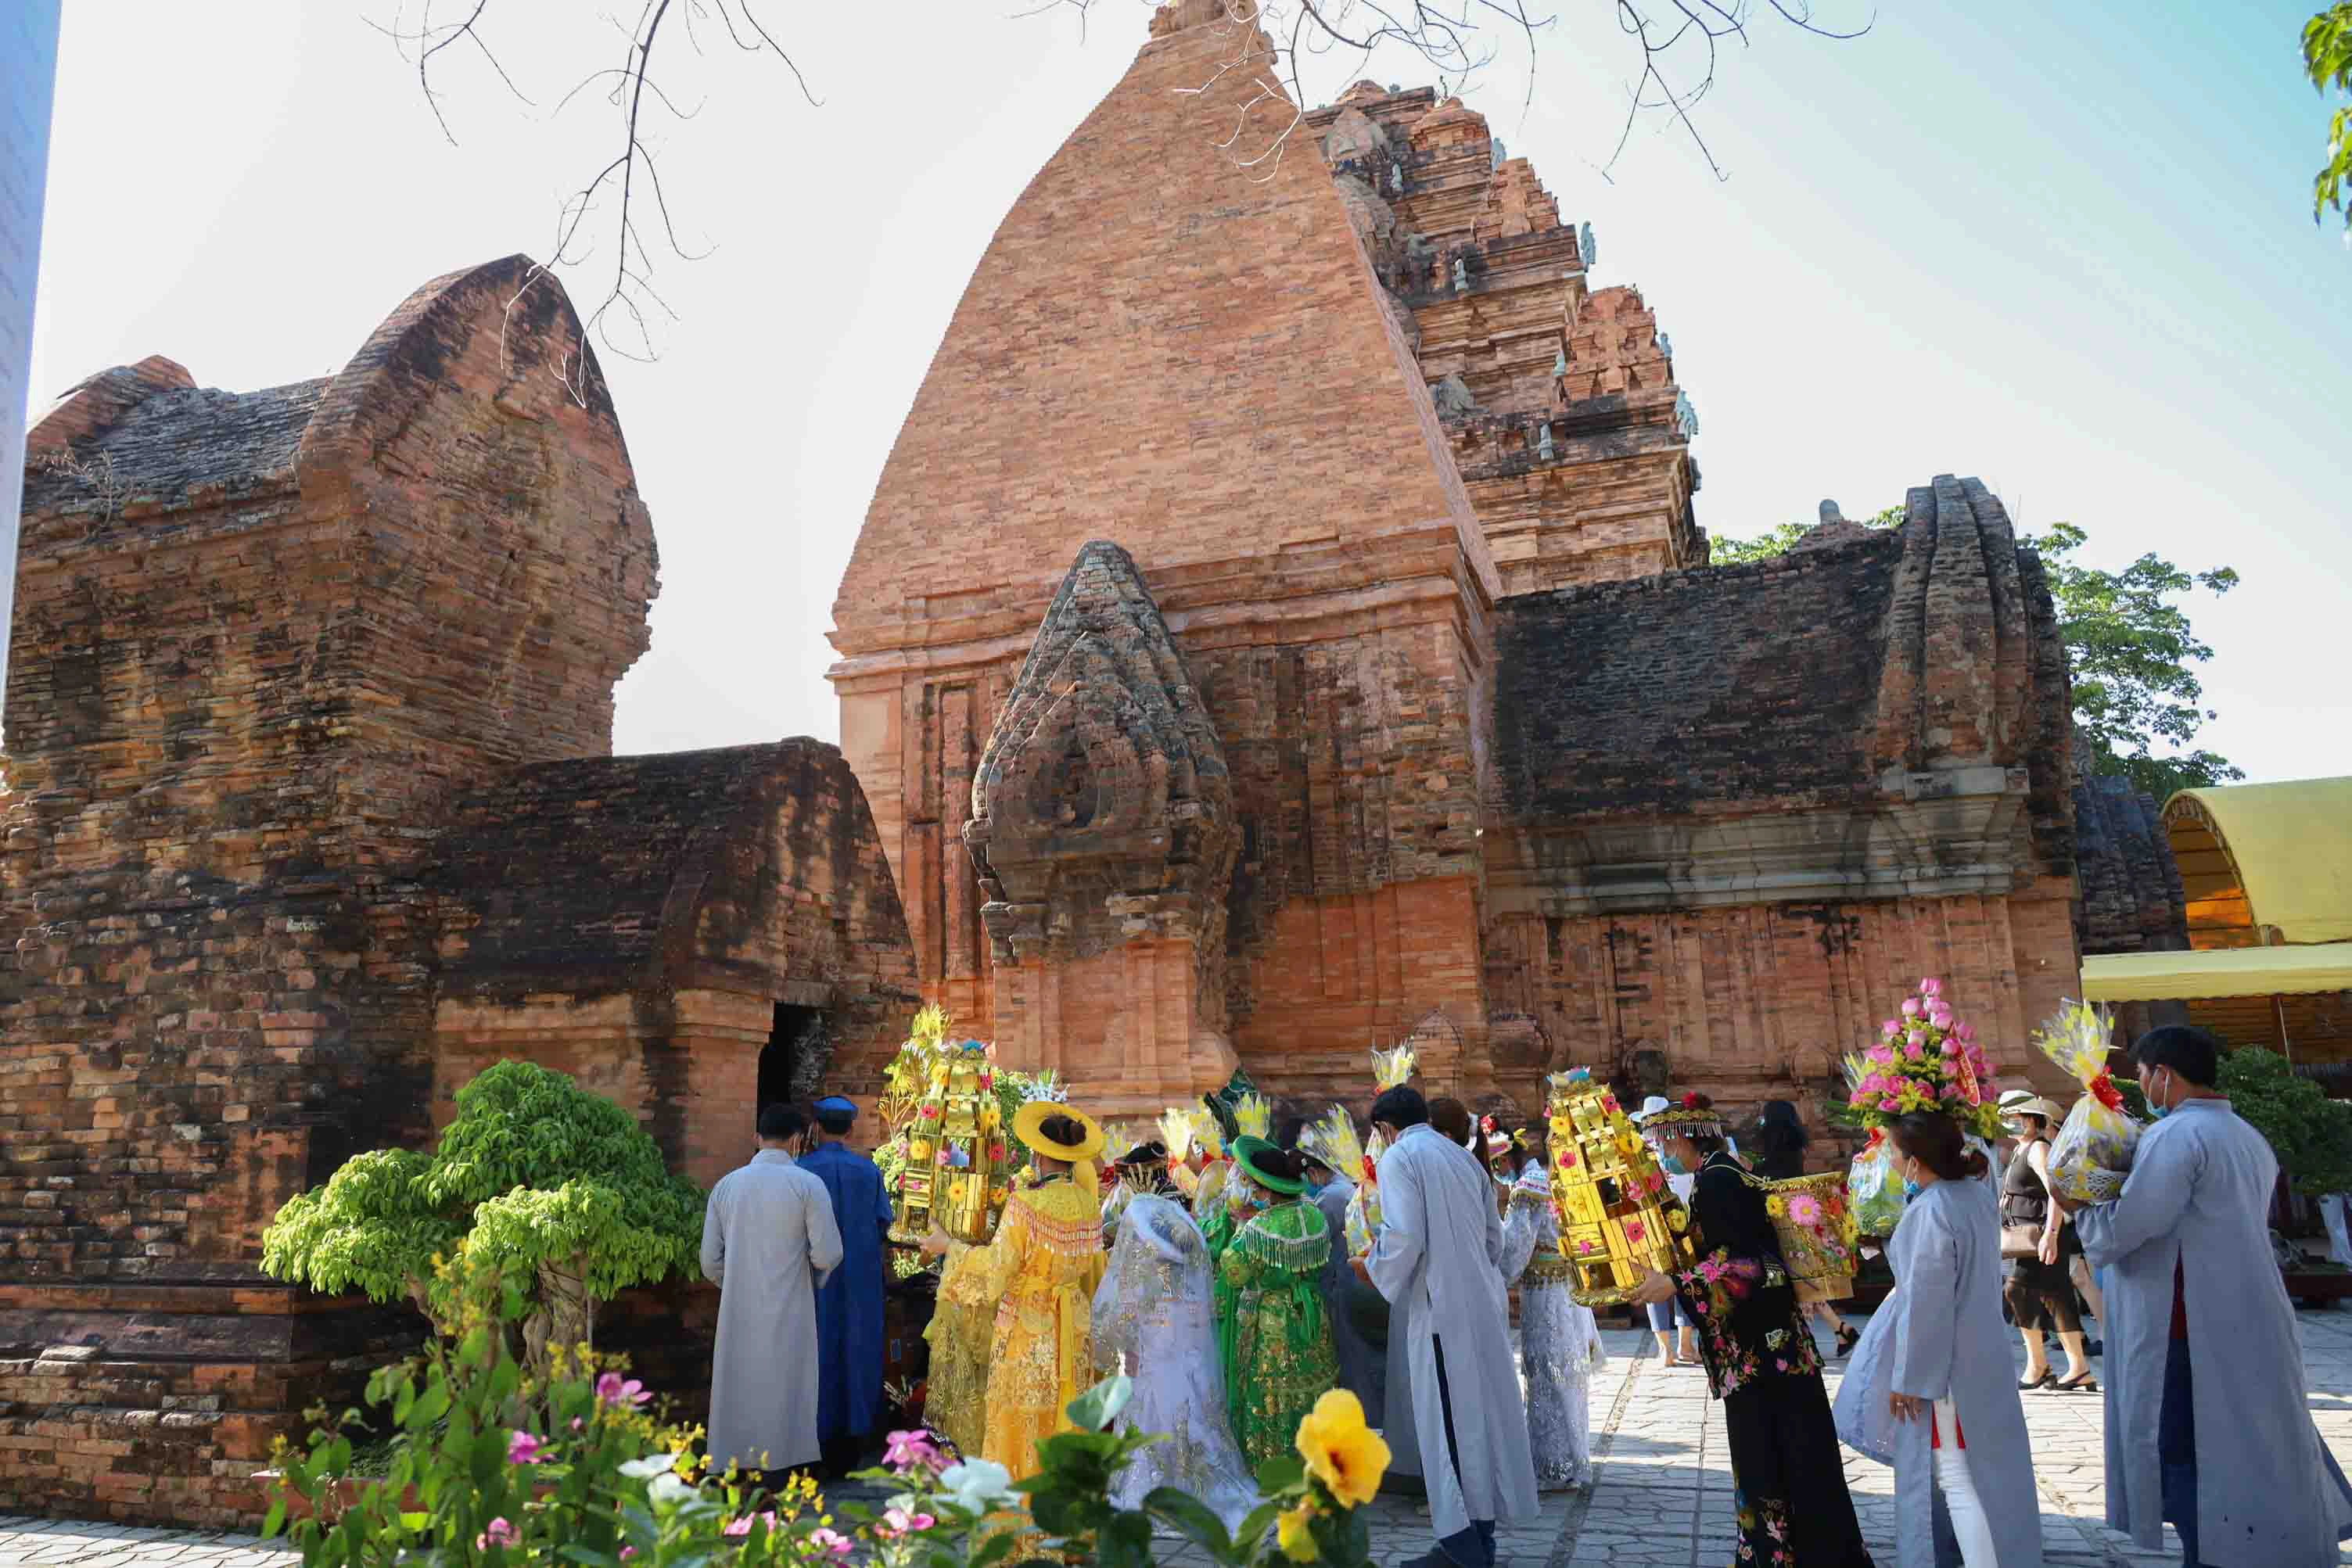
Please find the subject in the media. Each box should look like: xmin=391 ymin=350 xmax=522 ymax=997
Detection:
xmin=690 ymin=1024 xmax=2352 ymax=1568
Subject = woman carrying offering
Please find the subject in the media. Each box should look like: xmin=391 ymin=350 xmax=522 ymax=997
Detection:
xmin=2002 ymin=1098 xmax=2097 ymax=1393
xmin=1873 ymin=1112 xmax=2043 ymax=1568
xmin=1632 ymin=1094 xmax=1874 ymax=1567
xmin=1221 ymin=1136 xmax=1341 ymax=1469
xmin=1496 ymin=1125 xmax=1604 ymax=1490
xmin=923 ymin=1103 xmax=1109 ymax=1480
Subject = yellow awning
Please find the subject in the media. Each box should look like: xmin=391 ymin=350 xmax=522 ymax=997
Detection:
xmin=2163 ymin=778 xmax=2352 ymax=947
xmin=2081 ymin=942 xmax=2352 ymax=1003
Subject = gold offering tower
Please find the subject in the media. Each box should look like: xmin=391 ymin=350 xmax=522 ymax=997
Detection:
xmin=889 ymin=1039 xmax=1012 ymax=1244
xmin=1545 ymin=1069 xmax=1697 ymax=1305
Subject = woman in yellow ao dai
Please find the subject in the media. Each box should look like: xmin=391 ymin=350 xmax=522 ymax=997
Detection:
xmin=929 ymin=1101 xmax=1109 ymax=1480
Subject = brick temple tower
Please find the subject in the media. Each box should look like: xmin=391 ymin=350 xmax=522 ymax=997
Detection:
xmin=829 ymin=3 xmax=2082 ymax=1119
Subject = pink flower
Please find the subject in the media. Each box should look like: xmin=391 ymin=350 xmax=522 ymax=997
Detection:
xmin=570 ymin=1417 xmax=584 ymax=1432
xmin=1786 ymin=1193 xmax=1822 ymax=1225
xmin=1904 ymin=1042 xmax=1923 ymax=1061
xmin=1919 ymin=977 xmax=1942 ymax=996
xmin=1955 ymin=1021 xmax=1977 ymax=1042
xmin=620 ymin=1551 xmax=637 ymax=1561
xmin=1941 ymin=1038 xmax=1960 ymax=1056
xmin=723 ymin=1512 xmax=780 ymax=1538
xmin=1868 ymin=1046 xmax=1893 ymax=1066
xmin=883 ymin=1427 xmax=943 ymax=1471
xmin=477 ymin=1518 xmax=519 ymax=1550
xmin=507 ymin=1430 xmax=546 ymax=1465
xmin=1901 ymin=998 xmax=1921 ymax=1018
xmin=881 ymin=1507 xmax=938 ymax=1537
xmin=1881 ymin=1095 xmax=1901 ymax=1111
xmin=1624 ymin=1219 xmax=1647 ymax=1244
xmin=596 ymin=1372 xmax=651 ymax=1409
xmin=1881 ymin=1019 xmax=1901 ymax=1038
xmin=810 ymin=1527 xmax=854 ymax=1558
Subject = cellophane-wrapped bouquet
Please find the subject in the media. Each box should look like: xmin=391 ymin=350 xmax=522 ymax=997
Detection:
xmin=1158 ymin=1106 xmax=1199 ymax=1199
xmin=1344 ymin=1045 xmax=1417 ymax=1254
xmin=1300 ymin=1105 xmax=1373 ymax=1250
xmin=1842 ymin=976 xmax=2006 ymax=1233
xmin=2034 ymin=999 xmax=2140 ymax=1201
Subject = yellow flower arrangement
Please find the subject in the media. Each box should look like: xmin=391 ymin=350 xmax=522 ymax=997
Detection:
xmin=1277 ymin=1502 xmax=1320 ymax=1563
xmin=1294 ymin=1388 xmax=1389 ymax=1506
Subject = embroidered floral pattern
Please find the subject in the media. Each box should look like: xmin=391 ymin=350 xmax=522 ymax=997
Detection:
xmin=1730 ymin=1488 xmax=1797 ymax=1567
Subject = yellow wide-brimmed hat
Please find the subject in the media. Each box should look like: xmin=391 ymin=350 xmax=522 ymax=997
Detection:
xmin=1013 ymin=1100 xmax=1106 ymax=1163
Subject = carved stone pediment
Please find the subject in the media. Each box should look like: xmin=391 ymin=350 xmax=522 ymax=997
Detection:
xmin=964 ymin=542 xmax=1238 ymax=967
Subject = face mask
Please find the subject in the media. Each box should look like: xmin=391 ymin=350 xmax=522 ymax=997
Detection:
xmin=1302 ymin=1178 xmax=1325 ymax=1200
xmin=1901 ymin=1179 xmax=1922 ymax=1200
xmin=2146 ymin=1069 xmax=2172 ymax=1119
xmin=1659 ymin=1154 xmax=1687 ymax=1176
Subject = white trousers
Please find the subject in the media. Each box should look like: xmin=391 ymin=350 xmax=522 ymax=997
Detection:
xmin=1932 ymin=1398 xmax=1998 ymax=1567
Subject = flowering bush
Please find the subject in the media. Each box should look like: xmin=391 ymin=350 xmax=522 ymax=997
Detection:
xmin=268 ymin=1303 xmax=1391 ymax=1567
xmin=1840 ymin=977 xmax=2005 ymax=1140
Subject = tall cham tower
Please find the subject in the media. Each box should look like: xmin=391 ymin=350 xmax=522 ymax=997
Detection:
xmin=831 ymin=3 xmax=2079 ymax=1122
xmin=828 ymin=4 xmax=1699 ymax=1114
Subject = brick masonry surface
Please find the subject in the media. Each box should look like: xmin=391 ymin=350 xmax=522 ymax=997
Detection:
xmin=6 ymin=1304 xmax=2350 ymax=1565
xmin=3 ymin=257 xmax=915 ymax=1523
xmin=826 ymin=7 xmax=2098 ymax=1139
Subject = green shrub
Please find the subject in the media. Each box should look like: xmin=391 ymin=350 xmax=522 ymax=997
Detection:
xmin=2217 ymin=1046 xmax=2352 ymax=1198
xmin=263 ymin=1060 xmax=704 ymax=1364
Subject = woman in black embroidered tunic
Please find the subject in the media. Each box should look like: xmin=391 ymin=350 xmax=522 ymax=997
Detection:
xmin=1634 ymin=1095 xmax=1873 ymax=1568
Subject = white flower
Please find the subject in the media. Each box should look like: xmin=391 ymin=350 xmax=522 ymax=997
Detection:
xmin=618 ymin=1452 xmax=679 ymax=1480
xmin=648 ymin=1473 xmax=696 ymax=1506
xmin=936 ymin=1457 xmax=1016 ymax=1512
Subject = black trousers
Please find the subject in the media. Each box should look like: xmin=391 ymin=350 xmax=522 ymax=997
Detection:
xmin=1430 ymin=1337 xmax=1496 ymax=1568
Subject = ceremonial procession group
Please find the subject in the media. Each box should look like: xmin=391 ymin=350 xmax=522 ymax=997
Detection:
xmin=697 ymin=983 xmax=2352 ymax=1568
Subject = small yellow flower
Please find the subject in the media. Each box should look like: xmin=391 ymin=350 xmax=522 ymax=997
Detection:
xmin=1277 ymin=1502 xmax=1320 ymax=1563
xmin=1294 ymin=1388 xmax=1390 ymax=1506
xmin=1765 ymin=1196 xmax=1789 ymax=1218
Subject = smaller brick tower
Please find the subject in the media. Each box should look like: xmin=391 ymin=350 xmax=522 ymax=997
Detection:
xmin=964 ymin=543 xmax=1241 ymax=1114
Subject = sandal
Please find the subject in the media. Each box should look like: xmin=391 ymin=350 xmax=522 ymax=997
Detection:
xmin=2017 ymin=1370 xmax=2055 ymax=1391
xmin=1834 ymin=1323 xmax=1860 ymax=1357
xmin=2056 ymin=1371 xmax=2100 ymax=1392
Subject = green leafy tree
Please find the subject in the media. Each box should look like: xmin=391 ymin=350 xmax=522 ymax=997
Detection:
xmin=2217 ymin=1046 xmax=2352 ymax=1199
xmin=263 ymin=1060 xmax=705 ymax=1368
xmin=2031 ymin=522 xmax=2241 ymax=801
xmin=1709 ymin=510 xmax=2239 ymax=801
xmin=2309 ymin=5 xmax=2352 ymax=229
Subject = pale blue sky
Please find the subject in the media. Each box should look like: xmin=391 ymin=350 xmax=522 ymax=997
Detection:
xmin=25 ymin=1 xmax=2350 ymax=782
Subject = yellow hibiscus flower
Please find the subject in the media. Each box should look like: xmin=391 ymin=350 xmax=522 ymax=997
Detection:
xmin=1277 ymin=1502 xmax=1320 ymax=1563
xmin=1294 ymin=1388 xmax=1390 ymax=1506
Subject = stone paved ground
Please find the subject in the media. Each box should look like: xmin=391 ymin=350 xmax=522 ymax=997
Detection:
xmin=6 ymin=1308 xmax=2352 ymax=1567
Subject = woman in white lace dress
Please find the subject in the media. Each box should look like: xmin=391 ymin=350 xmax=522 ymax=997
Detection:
xmin=1090 ymin=1191 xmax=1259 ymax=1529
xmin=1496 ymin=1130 xmax=1605 ymax=1490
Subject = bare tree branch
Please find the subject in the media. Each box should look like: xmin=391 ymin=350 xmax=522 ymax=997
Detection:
xmin=373 ymin=0 xmax=1864 ymax=361
xmin=1044 ymin=0 xmax=1866 ymax=186
xmin=372 ymin=0 xmax=820 ymax=364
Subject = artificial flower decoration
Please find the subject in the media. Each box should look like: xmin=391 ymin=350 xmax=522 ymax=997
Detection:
xmin=1294 ymin=1387 xmax=1390 ymax=1506
xmin=1841 ymin=976 xmax=2004 ymax=1139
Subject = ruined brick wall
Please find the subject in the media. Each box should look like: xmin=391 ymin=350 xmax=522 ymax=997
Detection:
xmin=1482 ymin=481 xmax=2084 ymax=1124
xmin=2073 ymin=765 xmax=2189 ymax=956
xmin=427 ymin=741 xmax=921 ymax=1185
xmin=0 ymin=257 xmax=660 ymax=1523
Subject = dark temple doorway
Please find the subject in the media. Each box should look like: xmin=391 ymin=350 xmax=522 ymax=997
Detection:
xmin=756 ymin=1003 xmax=827 ymax=1136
